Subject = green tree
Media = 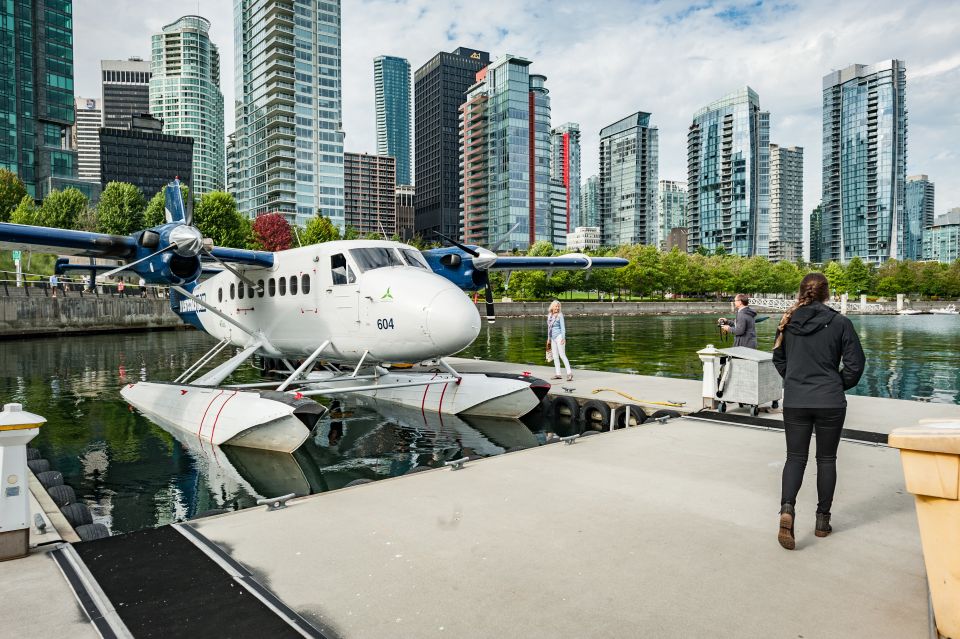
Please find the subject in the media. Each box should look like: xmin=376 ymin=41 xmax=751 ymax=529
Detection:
xmin=193 ymin=192 xmax=250 ymax=248
xmin=97 ymin=182 xmax=147 ymax=235
xmin=9 ymin=195 xmax=39 ymax=225
xmin=713 ymin=244 xmax=727 ymax=257
xmin=661 ymin=248 xmax=690 ymax=295
xmin=342 ymin=224 xmax=360 ymax=240
xmin=302 ymin=214 xmax=341 ymax=244
xmin=527 ymin=240 xmax=554 ymax=257
xmin=34 ymin=188 xmax=88 ymax=229
xmin=695 ymin=245 xmax=709 ymax=256
xmin=844 ymin=256 xmax=872 ymax=294
xmin=144 ymin=185 xmax=191 ymax=227
xmin=0 ymin=169 xmax=27 ymax=222
xmin=823 ymin=261 xmax=847 ymax=294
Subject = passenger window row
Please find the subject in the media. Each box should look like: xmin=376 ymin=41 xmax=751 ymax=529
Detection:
xmin=218 ymin=274 xmax=311 ymax=302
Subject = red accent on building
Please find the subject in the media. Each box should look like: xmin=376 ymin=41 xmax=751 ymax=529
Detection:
xmin=528 ymin=91 xmax=536 ymax=246
xmin=563 ymin=132 xmax=571 ymax=233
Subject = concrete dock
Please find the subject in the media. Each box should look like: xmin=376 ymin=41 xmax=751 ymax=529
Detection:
xmin=4 ymin=361 xmax=959 ymax=638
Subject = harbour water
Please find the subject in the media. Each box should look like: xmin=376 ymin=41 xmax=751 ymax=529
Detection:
xmin=3 ymin=313 xmax=958 ymax=534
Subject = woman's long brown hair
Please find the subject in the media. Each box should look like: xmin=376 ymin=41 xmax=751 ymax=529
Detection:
xmin=774 ymin=273 xmax=831 ymax=348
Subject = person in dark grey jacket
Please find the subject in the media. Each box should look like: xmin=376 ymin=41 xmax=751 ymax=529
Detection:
xmin=718 ymin=294 xmax=757 ymax=348
xmin=771 ymin=272 xmax=865 ymax=550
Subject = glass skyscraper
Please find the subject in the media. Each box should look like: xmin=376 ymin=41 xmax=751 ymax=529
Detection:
xmin=657 ymin=180 xmax=687 ymax=251
xmin=374 ymin=55 xmax=411 ymax=186
xmin=769 ymin=144 xmax=803 ymax=263
xmin=923 ymin=209 xmax=960 ymax=263
xmin=0 ymin=0 xmax=80 ymax=198
xmin=580 ymin=175 xmax=599 ymax=229
xmin=686 ymin=87 xmax=769 ymax=256
xmin=903 ymin=174 xmax=934 ymax=261
xmin=599 ymin=111 xmax=659 ymax=247
xmin=233 ymin=0 xmax=344 ymax=226
xmin=809 ymin=204 xmax=823 ymax=263
xmin=822 ymin=60 xmax=907 ymax=264
xmin=101 ymin=58 xmax=152 ymax=129
xmin=550 ymin=122 xmax=581 ymax=240
xmin=150 ymin=16 xmax=224 ymax=195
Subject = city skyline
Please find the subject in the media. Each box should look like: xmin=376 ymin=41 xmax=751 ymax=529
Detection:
xmin=70 ymin=0 xmax=960 ymax=246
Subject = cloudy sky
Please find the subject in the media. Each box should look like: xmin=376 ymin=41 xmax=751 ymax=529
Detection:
xmin=74 ymin=0 xmax=960 ymax=228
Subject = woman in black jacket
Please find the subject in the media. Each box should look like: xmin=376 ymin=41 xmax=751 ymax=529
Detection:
xmin=772 ymin=273 xmax=865 ymax=550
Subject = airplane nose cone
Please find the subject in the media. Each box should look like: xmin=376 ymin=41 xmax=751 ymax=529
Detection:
xmin=426 ymin=288 xmax=481 ymax=354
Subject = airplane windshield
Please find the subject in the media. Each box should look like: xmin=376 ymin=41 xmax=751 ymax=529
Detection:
xmin=399 ymin=249 xmax=429 ymax=270
xmin=349 ymin=248 xmax=403 ymax=272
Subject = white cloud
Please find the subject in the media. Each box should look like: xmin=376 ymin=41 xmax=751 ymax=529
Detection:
xmin=74 ymin=0 xmax=960 ymax=225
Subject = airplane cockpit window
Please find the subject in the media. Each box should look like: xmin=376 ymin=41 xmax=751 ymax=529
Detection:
xmin=349 ymin=248 xmax=403 ymax=272
xmin=331 ymin=253 xmax=356 ymax=285
xmin=399 ymin=248 xmax=429 ymax=270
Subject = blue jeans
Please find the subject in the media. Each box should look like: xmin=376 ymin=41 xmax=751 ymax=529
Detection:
xmin=780 ymin=407 xmax=846 ymax=514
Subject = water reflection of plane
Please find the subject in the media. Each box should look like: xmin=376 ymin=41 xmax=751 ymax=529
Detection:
xmin=144 ymin=398 xmax=542 ymax=507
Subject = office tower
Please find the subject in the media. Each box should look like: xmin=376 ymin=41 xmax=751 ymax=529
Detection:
xmin=923 ymin=209 xmax=960 ymax=263
xmin=457 ymin=56 xmax=551 ymax=249
xmin=549 ymin=179 xmax=567 ymax=248
xmin=580 ymin=175 xmax=600 ymax=229
xmin=150 ymin=15 xmax=225 ymax=194
xmin=769 ymin=145 xmax=804 ymax=262
xmin=374 ymin=56 xmax=412 ymax=186
xmin=599 ymin=112 xmax=659 ymax=247
xmin=343 ymin=152 xmax=396 ymax=236
xmin=225 ymin=133 xmax=238 ymax=198
xmin=396 ymin=184 xmax=415 ymax=240
xmin=822 ymin=60 xmax=907 ymax=263
xmin=686 ymin=87 xmax=769 ymax=256
xmin=903 ymin=174 xmax=934 ymax=261
xmin=99 ymin=114 xmax=193 ymax=198
xmin=101 ymin=58 xmax=152 ymax=129
xmin=809 ymin=204 xmax=823 ymax=263
xmin=0 ymin=0 xmax=89 ymax=198
xmin=73 ymin=98 xmax=102 ymax=183
xmin=234 ymin=1 xmax=344 ymax=226
xmin=550 ymin=123 xmax=581 ymax=240
xmin=414 ymin=47 xmax=489 ymax=238
xmin=657 ymin=180 xmax=687 ymax=250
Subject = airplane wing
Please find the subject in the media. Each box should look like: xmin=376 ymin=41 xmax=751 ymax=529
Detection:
xmin=484 ymin=255 xmax=627 ymax=270
xmin=204 ymin=246 xmax=274 ymax=269
xmin=0 ymin=222 xmax=137 ymax=259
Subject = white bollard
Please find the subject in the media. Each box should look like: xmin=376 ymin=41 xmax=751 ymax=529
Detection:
xmin=0 ymin=403 xmax=45 ymax=560
xmin=840 ymin=292 xmax=848 ymax=315
xmin=697 ymin=344 xmax=723 ymax=409
xmin=897 ymin=293 xmax=905 ymax=312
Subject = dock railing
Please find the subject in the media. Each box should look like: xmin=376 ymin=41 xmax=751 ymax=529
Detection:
xmin=749 ymin=296 xmax=885 ymax=313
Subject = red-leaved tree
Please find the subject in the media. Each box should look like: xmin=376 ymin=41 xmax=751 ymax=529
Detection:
xmin=252 ymin=213 xmax=293 ymax=252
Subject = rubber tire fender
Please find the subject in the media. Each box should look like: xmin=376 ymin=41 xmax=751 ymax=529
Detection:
xmin=27 ymin=448 xmax=41 ymax=461
xmin=75 ymin=523 xmax=110 ymax=542
xmin=580 ymin=399 xmax=611 ymax=432
xmin=613 ymin=404 xmax=647 ymax=429
xmin=551 ymin=395 xmax=580 ymax=421
xmin=60 ymin=502 xmax=93 ymax=528
xmin=37 ymin=470 xmax=64 ymax=489
xmin=27 ymin=459 xmax=50 ymax=474
xmin=650 ymin=409 xmax=682 ymax=420
xmin=46 ymin=484 xmax=76 ymax=507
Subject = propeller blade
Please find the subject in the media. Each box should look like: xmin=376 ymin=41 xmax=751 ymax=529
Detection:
xmin=203 ymin=248 xmax=263 ymax=292
xmin=432 ymin=230 xmax=480 ymax=257
xmin=97 ymin=243 xmax=176 ymax=281
xmin=490 ymin=221 xmax=521 ymax=253
xmin=484 ymin=282 xmax=495 ymax=324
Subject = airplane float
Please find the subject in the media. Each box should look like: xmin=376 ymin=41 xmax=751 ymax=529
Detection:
xmin=0 ymin=181 xmax=626 ymax=453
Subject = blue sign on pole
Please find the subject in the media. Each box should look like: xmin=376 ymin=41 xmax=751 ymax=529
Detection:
xmin=11 ymin=250 xmax=20 ymax=261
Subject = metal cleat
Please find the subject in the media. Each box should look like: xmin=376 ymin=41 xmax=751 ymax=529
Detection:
xmin=560 ymin=434 xmax=580 ymax=445
xmin=256 ymin=492 xmax=296 ymax=511
xmin=562 ymin=386 xmax=575 ymax=393
xmin=445 ymin=458 xmax=469 ymax=471
xmin=34 ymin=513 xmax=47 ymax=531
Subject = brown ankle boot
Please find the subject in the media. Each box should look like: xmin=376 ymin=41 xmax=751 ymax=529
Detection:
xmin=815 ymin=512 xmax=832 ymax=538
xmin=778 ymin=504 xmax=795 ymax=550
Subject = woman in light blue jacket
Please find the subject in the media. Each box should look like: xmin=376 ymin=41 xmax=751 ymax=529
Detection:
xmin=547 ymin=300 xmax=572 ymax=381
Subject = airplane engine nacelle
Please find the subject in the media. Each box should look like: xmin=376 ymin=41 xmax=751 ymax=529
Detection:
xmin=135 ymin=251 xmax=202 ymax=286
xmin=423 ymin=248 xmax=481 ymax=291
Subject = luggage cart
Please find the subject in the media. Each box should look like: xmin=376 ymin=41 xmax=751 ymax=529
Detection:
xmin=714 ymin=347 xmax=783 ymax=417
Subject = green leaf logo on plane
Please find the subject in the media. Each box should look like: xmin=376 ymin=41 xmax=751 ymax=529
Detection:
xmin=381 ymin=287 xmax=393 ymax=301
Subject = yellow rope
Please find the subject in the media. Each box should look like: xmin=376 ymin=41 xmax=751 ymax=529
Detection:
xmin=590 ymin=388 xmax=686 ymax=407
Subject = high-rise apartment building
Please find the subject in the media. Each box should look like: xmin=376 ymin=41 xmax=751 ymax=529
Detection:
xmin=457 ymin=56 xmax=552 ymax=249
xmin=101 ymin=58 xmax=152 ymax=129
xmin=344 ymin=152 xmax=396 ymax=236
xmin=414 ymin=47 xmax=489 ymax=238
xmin=550 ymin=123 xmax=581 ymax=240
xmin=657 ymin=180 xmax=687 ymax=251
xmin=769 ymin=145 xmax=804 ymax=262
xmin=99 ymin=114 xmax=193 ymax=198
xmin=396 ymin=184 xmax=415 ymax=240
xmin=822 ymin=60 xmax=907 ymax=264
xmin=810 ymin=204 xmax=823 ymax=263
xmin=923 ymin=209 xmax=960 ymax=263
xmin=903 ymin=174 xmax=934 ymax=261
xmin=599 ymin=112 xmax=659 ymax=247
xmin=374 ymin=56 xmax=412 ymax=186
xmin=686 ymin=87 xmax=769 ymax=257
xmin=225 ymin=132 xmax=238 ymax=197
xmin=150 ymin=15 xmax=225 ymax=195
xmin=0 ymin=0 xmax=85 ymax=198
xmin=73 ymin=98 xmax=102 ymax=183
xmin=234 ymin=0 xmax=345 ymax=226
xmin=580 ymin=175 xmax=600 ymax=229
xmin=549 ymin=179 xmax=567 ymax=248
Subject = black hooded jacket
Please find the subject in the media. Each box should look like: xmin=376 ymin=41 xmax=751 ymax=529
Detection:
xmin=772 ymin=301 xmax=866 ymax=408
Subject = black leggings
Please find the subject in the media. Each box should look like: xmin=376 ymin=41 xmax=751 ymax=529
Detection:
xmin=780 ymin=407 xmax=846 ymax=514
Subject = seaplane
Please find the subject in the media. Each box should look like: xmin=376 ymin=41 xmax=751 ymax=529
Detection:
xmin=0 ymin=180 xmax=626 ymax=453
